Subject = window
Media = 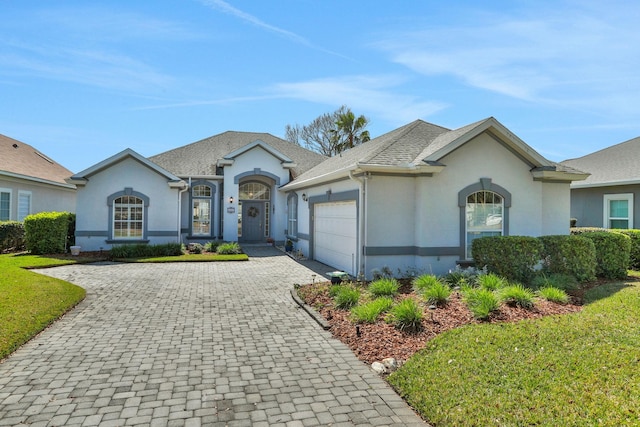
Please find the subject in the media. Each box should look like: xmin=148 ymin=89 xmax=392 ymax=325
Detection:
xmin=604 ymin=194 xmax=633 ymax=229
xmin=192 ymin=185 xmax=212 ymax=236
xmin=287 ymin=193 xmax=298 ymax=237
xmin=18 ymin=191 xmax=31 ymax=221
xmin=239 ymin=182 xmax=270 ymax=200
xmin=113 ymin=195 xmax=144 ymax=239
xmin=0 ymin=189 xmax=10 ymax=221
xmin=466 ymin=191 xmax=503 ymax=259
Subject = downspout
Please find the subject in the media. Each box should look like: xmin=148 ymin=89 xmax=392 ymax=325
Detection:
xmin=349 ymin=170 xmax=367 ymax=279
xmin=177 ymin=178 xmax=190 ymax=244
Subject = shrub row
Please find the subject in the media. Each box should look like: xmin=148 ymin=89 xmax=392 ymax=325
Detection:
xmin=109 ymin=243 xmax=184 ymax=259
xmin=23 ymin=212 xmax=74 ymax=255
xmin=473 ymin=232 xmax=631 ymax=283
xmin=0 ymin=221 xmax=25 ymax=252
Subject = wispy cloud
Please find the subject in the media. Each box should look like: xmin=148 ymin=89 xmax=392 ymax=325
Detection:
xmin=374 ymin=2 xmax=640 ymax=116
xmin=198 ymin=0 xmax=351 ymax=60
xmin=271 ymin=75 xmax=447 ymax=124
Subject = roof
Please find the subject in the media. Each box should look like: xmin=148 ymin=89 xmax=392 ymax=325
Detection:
xmin=68 ymin=148 xmax=186 ymax=189
xmin=561 ymin=136 xmax=640 ymax=188
xmin=149 ymin=131 xmax=326 ymax=178
xmin=0 ymin=133 xmax=75 ymax=188
xmin=283 ymin=117 xmax=589 ymax=190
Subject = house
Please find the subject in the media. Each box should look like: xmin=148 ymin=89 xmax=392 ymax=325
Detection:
xmin=0 ymin=134 xmax=76 ymax=221
xmin=68 ymin=118 xmax=588 ymax=277
xmin=562 ymin=136 xmax=640 ymax=229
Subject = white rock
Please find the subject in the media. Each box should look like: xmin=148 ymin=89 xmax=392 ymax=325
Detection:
xmin=371 ymin=362 xmax=387 ymax=374
xmin=381 ymin=358 xmax=398 ymax=371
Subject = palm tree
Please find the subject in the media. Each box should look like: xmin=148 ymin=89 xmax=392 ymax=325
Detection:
xmin=333 ymin=108 xmax=370 ymax=152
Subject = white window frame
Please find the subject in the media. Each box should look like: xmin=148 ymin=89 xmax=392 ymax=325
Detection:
xmin=18 ymin=191 xmax=32 ymax=222
xmin=113 ymin=196 xmax=144 ymax=239
xmin=287 ymin=194 xmax=298 ymax=238
xmin=192 ymin=185 xmax=212 ymax=236
xmin=0 ymin=188 xmax=12 ymax=221
xmin=465 ymin=191 xmax=504 ymax=259
xmin=603 ymin=193 xmax=633 ymax=229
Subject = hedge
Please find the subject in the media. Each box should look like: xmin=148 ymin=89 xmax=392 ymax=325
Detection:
xmin=538 ymin=235 xmax=596 ymax=282
xmin=0 ymin=221 xmax=25 ymax=252
xmin=472 ymin=236 xmax=543 ymax=284
xmin=23 ymin=212 xmax=73 ymax=254
xmin=613 ymin=230 xmax=640 ymax=270
xmin=573 ymin=232 xmax=630 ymax=279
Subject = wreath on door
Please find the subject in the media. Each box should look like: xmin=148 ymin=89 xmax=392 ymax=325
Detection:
xmin=247 ymin=206 xmax=259 ymax=218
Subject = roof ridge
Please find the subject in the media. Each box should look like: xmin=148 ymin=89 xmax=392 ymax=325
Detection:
xmin=562 ymin=135 xmax=640 ymax=163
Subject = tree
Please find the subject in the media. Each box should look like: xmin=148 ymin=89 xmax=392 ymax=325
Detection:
xmin=285 ymin=106 xmax=370 ymax=156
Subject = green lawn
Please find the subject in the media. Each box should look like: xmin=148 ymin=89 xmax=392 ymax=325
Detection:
xmin=388 ymin=274 xmax=640 ymax=426
xmin=0 ymin=254 xmax=86 ymax=360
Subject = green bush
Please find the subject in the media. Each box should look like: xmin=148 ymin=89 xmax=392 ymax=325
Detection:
xmin=614 ymin=230 xmax=640 ymax=270
xmin=0 ymin=221 xmax=25 ymax=252
xmin=538 ymin=235 xmax=596 ymax=282
xmin=500 ymin=284 xmax=535 ymax=309
xmin=23 ymin=212 xmax=72 ymax=254
xmin=333 ymin=286 xmax=360 ymax=309
xmin=388 ymin=298 xmax=423 ymax=332
xmin=216 ymin=242 xmax=242 ymax=255
xmin=412 ymin=274 xmax=442 ymax=293
xmin=463 ymin=288 xmax=500 ymax=320
xmin=538 ymin=286 xmax=569 ymax=304
xmin=421 ymin=281 xmax=451 ymax=306
xmin=110 ymin=243 xmax=183 ymax=258
xmin=368 ymin=278 xmax=399 ymax=297
xmin=351 ymin=297 xmax=394 ymax=323
xmin=477 ymin=273 xmax=506 ymax=291
xmin=578 ymin=232 xmax=630 ymax=279
xmin=472 ymin=236 xmax=543 ymax=284
xmin=204 ymin=241 xmax=222 ymax=252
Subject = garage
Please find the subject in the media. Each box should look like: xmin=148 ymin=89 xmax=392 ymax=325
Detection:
xmin=313 ymin=201 xmax=358 ymax=275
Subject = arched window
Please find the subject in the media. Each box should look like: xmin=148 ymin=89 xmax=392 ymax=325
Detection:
xmin=239 ymin=182 xmax=270 ymax=200
xmin=192 ymin=184 xmax=212 ymax=236
xmin=466 ymin=191 xmax=503 ymax=258
xmin=113 ymin=195 xmax=144 ymax=239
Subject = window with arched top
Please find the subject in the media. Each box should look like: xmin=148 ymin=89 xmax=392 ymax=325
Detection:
xmin=239 ymin=182 xmax=270 ymax=200
xmin=465 ymin=191 xmax=503 ymax=258
xmin=113 ymin=195 xmax=144 ymax=239
xmin=192 ymin=184 xmax=213 ymax=236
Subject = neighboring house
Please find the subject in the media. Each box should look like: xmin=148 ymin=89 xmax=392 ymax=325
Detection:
xmin=0 ymin=134 xmax=76 ymax=221
xmin=68 ymin=118 xmax=588 ymax=277
xmin=562 ymin=136 xmax=640 ymax=229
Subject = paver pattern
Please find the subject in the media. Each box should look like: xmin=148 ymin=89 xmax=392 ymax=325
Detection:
xmin=0 ymin=247 xmax=427 ymax=426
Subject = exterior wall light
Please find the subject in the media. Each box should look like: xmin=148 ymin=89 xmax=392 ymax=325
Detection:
xmin=302 ymin=193 xmax=308 ymax=201
xmin=228 ymin=196 xmax=234 ymax=204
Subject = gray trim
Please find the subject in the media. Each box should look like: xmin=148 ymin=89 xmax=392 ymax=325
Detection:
xmin=297 ymin=232 xmax=310 ymax=241
xmin=458 ymin=178 xmax=511 ymax=259
xmin=364 ymin=246 xmax=460 ymax=256
xmin=147 ymin=230 xmax=179 ymax=237
xmin=106 ymin=239 xmax=150 ymax=244
xmin=308 ymin=189 xmax=359 ymax=260
xmin=107 ymin=188 xmax=150 ymax=241
xmin=189 ymin=180 xmax=216 ymax=238
xmin=75 ymin=230 xmax=108 ymax=237
xmin=234 ymin=168 xmax=281 ymax=185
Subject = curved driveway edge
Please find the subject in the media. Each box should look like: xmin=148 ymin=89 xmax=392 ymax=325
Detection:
xmin=0 ymin=249 xmax=427 ymax=426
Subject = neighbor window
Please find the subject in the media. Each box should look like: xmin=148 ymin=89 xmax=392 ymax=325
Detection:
xmin=0 ymin=189 xmax=10 ymax=221
xmin=113 ymin=195 xmax=144 ymax=239
xmin=287 ymin=193 xmax=298 ymax=237
xmin=18 ymin=191 xmax=31 ymax=221
xmin=192 ymin=185 xmax=212 ymax=236
xmin=466 ymin=191 xmax=503 ymax=259
xmin=604 ymin=194 xmax=633 ymax=229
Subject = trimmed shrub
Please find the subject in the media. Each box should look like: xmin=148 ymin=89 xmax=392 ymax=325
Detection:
xmin=463 ymin=288 xmax=500 ymax=320
xmin=578 ymin=232 xmax=630 ymax=279
xmin=368 ymin=278 xmax=399 ymax=297
xmin=23 ymin=212 xmax=72 ymax=254
xmin=472 ymin=236 xmax=543 ymax=284
xmin=500 ymin=284 xmax=535 ymax=309
xmin=0 ymin=221 xmax=25 ymax=252
xmin=351 ymin=297 xmax=394 ymax=323
xmin=216 ymin=242 xmax=242 ymax=255
xmin=614 ymin=230 xmax=640 ymax=270
xmin=538 ymin=235 xmax=596 ymax=282
xmin=110 ymin=243 xmax=183 ymax=258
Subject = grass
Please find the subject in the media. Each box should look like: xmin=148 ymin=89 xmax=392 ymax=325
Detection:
xmin=333 ymin=286 xmax=361 ymax=309
xmin=351 ymin=297 xmax=394 ymax=323
xmin=388 ymin=274 xmax=640 ymax=426
xmin=538 ymin=286 xmax=570 ymax=304
xmin=368 ymin=278 xmax=399 ymax=297
xmin=462 ymin=288 xmax=501 ymax=319
xmin=388 ymin=297 xmax=423 ymax=332
xmin=0 ymin=254 xmax=86 ymax=360
xmin=500 ymin=284 xmax=535 ymax=309
xmin=420 ymin=281 xmax=451 ymax=306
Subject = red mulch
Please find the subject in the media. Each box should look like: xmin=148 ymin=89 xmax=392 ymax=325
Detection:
xmin=297 ymin=281 xmax=583 ymax=365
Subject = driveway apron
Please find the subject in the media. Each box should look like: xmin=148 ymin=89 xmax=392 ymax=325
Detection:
xmin=0 ymin=248 xmax=426 ymax=426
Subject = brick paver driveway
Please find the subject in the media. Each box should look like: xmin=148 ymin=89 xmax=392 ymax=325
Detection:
xmin=0 ymin=247 xmax=426 ymax=426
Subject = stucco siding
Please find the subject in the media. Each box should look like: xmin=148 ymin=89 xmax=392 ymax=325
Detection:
xmin=541 ymin=182 xmax=571 ymax=235
xmin=570 ymin=184 xmax=640 ymax=228
xmin=0 ymin=177 xmax=76 ymax=220
xmin=366 ymin=176 xmax=415 ymax=246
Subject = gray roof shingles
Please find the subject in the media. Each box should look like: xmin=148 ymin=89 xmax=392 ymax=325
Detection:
xmin=561 ymin=136 xmax=640 ymax=185
xmin=0 ymin=133 xmax=74 ymax=185
xmin=149 ymin=131 xmax=326 ymax=178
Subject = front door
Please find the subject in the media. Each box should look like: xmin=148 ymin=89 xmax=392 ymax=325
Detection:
xmin=242 ymin=201 xmax=263 ymax=242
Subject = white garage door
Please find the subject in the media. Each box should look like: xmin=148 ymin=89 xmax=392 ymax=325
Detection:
xmin=314 ymin=201 xmax=357 ymax=275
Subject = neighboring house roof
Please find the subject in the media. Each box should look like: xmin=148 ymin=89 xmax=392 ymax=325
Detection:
xmin=562 ymin=136 xmax=640 ymax=188
xmin=67 ymin=148 xmax=186 ymax=189
xmin=283 ymin=117 xmax=589 ymax=190
xmin=149 ymin=131 xmax=326 ymax=178
xmin=0 ymin=133 xmax=75 ymax=188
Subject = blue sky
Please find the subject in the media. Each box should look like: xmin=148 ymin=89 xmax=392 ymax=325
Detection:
xmin=2 ymin=0 xmax=640 ymax=173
